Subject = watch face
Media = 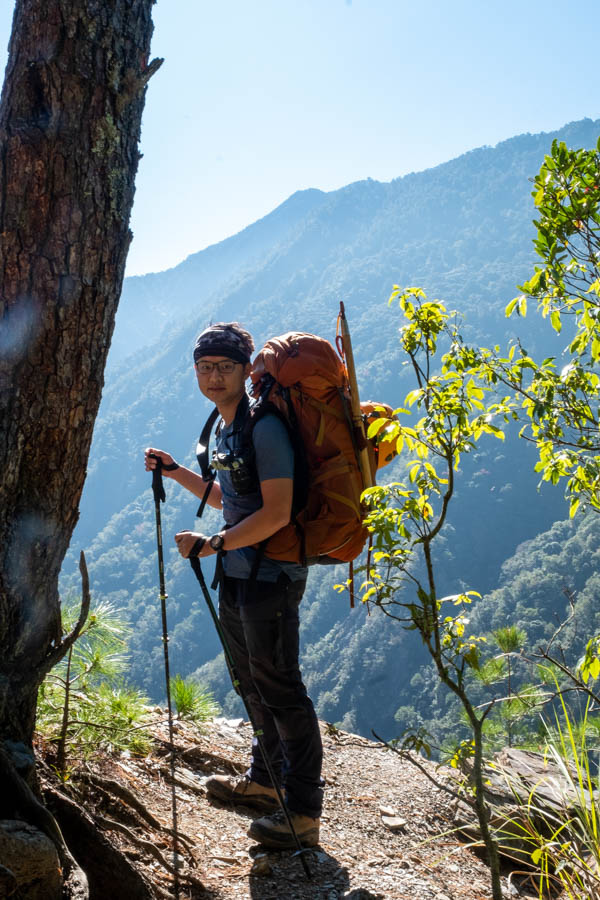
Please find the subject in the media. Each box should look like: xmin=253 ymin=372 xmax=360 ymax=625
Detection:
xmin=210 ymin=534 xmax=224 ymax=551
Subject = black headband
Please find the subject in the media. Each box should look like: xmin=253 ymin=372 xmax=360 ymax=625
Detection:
xmin=193 ymin=325 xmax=252 ymax=365
xmin=193 ymin=342 xmax=249 ymax=364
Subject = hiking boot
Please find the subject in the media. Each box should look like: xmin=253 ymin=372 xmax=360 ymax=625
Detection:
xmin=205 ymin=773 xmax=279 ymax=811
xmin=247 ymin=808 xmax=320 ymax=849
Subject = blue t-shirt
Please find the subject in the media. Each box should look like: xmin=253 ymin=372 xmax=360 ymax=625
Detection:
xmin=216 ymin=410 xmax=308 ymax=583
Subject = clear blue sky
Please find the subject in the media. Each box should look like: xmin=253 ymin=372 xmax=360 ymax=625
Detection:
xmin=1 ymin=1 xmax=599 ymax=276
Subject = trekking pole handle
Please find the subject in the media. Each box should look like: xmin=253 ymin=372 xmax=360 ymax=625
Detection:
xmin=149 ymin=453 xmax=166 ymax=504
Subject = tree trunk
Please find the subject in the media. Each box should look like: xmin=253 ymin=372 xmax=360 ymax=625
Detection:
xmin=0 ymin=0 xmax=159 ymax=761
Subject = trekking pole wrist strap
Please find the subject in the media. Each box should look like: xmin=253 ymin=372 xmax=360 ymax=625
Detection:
xmin=162 ymin=460 xmax=179 ymax=471
xmin=190 ymin=537 xmax=206 ymax=557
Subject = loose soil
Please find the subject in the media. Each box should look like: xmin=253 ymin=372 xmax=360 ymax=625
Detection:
xmin=40 ymin=716 xmax=543 ymax=899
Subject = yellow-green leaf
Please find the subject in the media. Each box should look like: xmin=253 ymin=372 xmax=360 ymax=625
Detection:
xmin=505 ymin=297 xmax=519 ymax=318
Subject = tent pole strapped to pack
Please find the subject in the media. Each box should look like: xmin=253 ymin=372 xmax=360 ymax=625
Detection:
xmin=337 ymin=302 xmax=374 ymax=607
xmin=337 ymin=301 xmax=373 ymax=493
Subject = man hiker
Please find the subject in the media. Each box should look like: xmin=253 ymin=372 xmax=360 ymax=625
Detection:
xmin=144 ymin=321 xmax=323 ymax=849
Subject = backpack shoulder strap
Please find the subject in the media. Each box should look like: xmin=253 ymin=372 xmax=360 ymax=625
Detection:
xmin=196 ymin=394 xmax=253 ymax=476
xmin=196 ymin=406 xmax=220 ymax=480
xmin=196 ymin=395 xmax=258 ymax=518
xmin=195 ymin=406 xmax=220 ymax=519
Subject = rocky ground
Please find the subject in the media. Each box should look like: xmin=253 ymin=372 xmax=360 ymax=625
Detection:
xmin=36 ymin=715 xmax=549 ymax=900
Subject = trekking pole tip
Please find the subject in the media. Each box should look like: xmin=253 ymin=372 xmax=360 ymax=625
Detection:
xmin=292 ymin=847 xmax=313 ymax=879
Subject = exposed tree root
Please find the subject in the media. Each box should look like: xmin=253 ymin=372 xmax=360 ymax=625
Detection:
xmin=43 ymin=784 xmax=155 ymax=900
xmin=95 ymin=815 xmax=205 ymax=892
xmin=79 ymin=770 xmax=196 ymax=852
xmin=96 ymin=814 xmax=180 ymax=873
xmin=0 ymin=746 xmax=88 ymax=898
xmin=37 ymin=752 xmax=212 ymax=897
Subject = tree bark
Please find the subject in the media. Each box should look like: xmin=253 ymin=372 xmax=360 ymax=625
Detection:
xmin=0 ymin=0 xmax=159 ymax=757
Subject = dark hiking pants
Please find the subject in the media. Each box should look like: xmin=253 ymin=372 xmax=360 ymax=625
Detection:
xmin=218 ymin=573 xmax=323 ymax=819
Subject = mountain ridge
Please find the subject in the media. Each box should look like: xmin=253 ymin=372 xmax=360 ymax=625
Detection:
xmin=111 ymin=117 xmax=598 ymax=368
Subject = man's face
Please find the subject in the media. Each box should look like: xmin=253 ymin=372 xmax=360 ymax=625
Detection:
xmin=194 ymin=356 xmax=251 ymax=407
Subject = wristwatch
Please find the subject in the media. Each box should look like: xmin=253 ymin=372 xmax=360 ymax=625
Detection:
xmin=209 ymin=533 xmax=225 ymax=552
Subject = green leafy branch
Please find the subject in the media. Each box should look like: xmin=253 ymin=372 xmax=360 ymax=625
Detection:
xmin=471 ymin=139 xmax=600 ymax=516
xmin=348 ymin=287 xmax=508 ymax=899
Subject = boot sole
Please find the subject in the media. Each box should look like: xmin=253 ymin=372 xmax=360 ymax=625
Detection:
xmin=247 ymin=823 xmax=319 ymax=849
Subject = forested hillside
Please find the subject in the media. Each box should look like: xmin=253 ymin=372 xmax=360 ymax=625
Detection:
xmin=393 ymin=510 xmax=600 ymax=747
xmin=60 ymin=117 xmax=600 ymax=741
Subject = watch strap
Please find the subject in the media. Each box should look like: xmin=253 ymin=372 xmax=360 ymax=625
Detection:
xmin=209 ymin=533 xmax=225 ymax=551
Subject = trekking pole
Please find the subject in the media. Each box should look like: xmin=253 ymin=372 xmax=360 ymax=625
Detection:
xmin=188 ymin=555 xmax=312 ymax=880
xmin=149 ymin=455 xmax=180 ymax=899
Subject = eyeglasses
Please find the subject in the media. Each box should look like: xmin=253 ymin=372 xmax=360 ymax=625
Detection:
xmin=195 ymin=360 xmax=240 ymax=375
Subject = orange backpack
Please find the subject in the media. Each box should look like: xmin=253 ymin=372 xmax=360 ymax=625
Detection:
xmin=249 ymin=331 xmax=396 ymax=565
